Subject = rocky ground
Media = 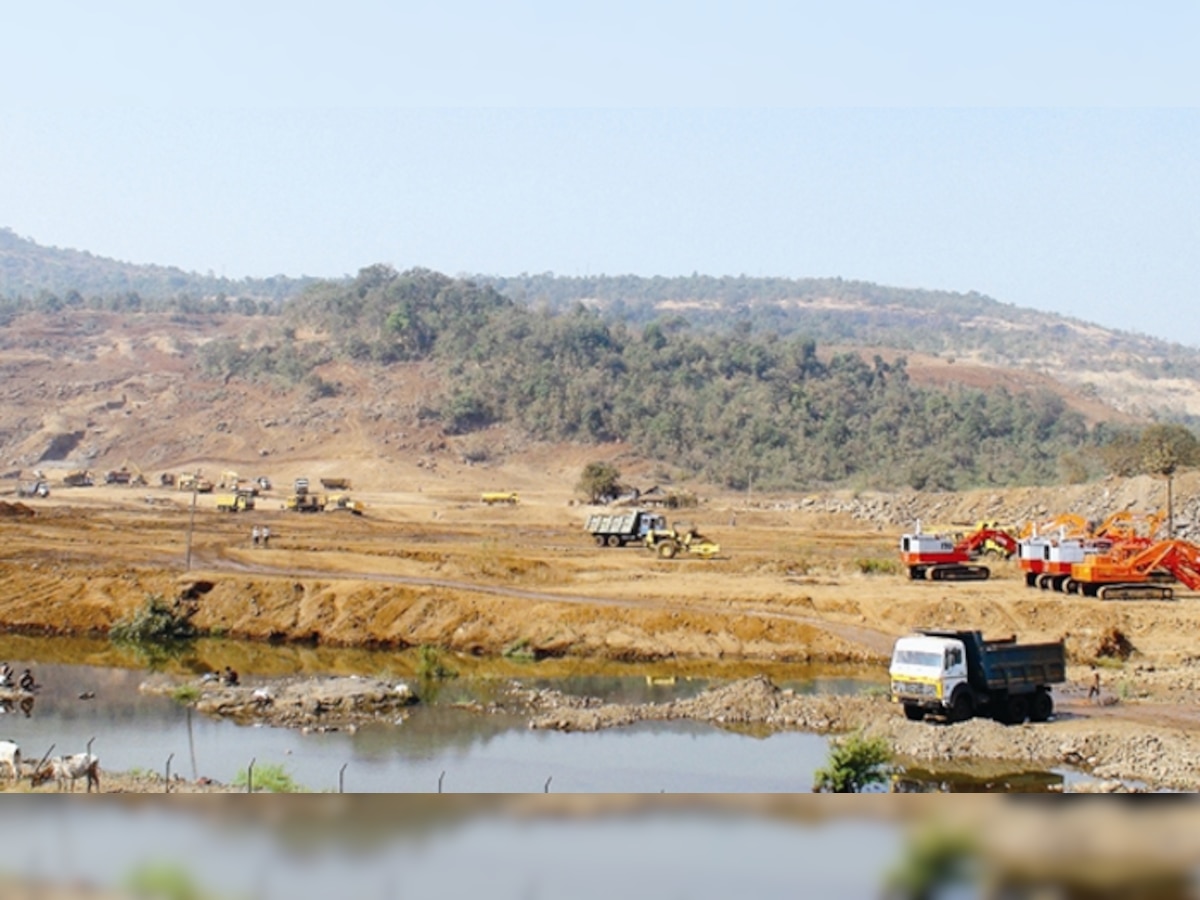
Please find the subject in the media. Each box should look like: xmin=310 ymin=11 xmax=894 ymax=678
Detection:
xmin=140 ymin=672 xmax=417 ymax=731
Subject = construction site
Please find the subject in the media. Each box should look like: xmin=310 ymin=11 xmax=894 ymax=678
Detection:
xmin=3 ymin=311 xmax=1200 ymax=791
xmin=5 ymin=451 xmax=1200 ymax=788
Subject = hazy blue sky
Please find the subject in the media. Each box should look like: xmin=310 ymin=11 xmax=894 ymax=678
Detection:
xmin=2 ymin=2 xmax=1199 ymax=344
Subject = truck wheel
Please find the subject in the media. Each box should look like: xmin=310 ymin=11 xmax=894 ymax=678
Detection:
xmin=657 ymin=541 xmax=678 ymax=559
xmin=595 ymin=535 xmax=606 ymax=547
xmin=949 ymin=690 xmax=973 ymax=723
xmin=1030 ymin=689 xmax=1053 ymax=722
xmin=903 ymin=703 xmax=925 ymax=722
xmin=1004 ymin=695 xmax=1030 ymax=725
xmin=606 ymin=535 xmax=621 ymax=547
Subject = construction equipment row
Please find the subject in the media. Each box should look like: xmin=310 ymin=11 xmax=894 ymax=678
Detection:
xmin=902 ymin=509 xmax=1200 ymax=600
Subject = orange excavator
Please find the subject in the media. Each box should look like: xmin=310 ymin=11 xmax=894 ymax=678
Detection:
xmin=1018 ymin=510 xmax=1164 ymax=590
xmin=1067 ymin=539 xmax=1200 ymax=600
xmin=900 ymin=524 xmax=1019 ymax=581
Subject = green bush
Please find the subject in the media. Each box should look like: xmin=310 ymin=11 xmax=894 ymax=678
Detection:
xmin=124 ymin=863 xmax=213 ymax=900
xmin=884 ymin=825 xmax=978 ymax=899
xmin=813 ymin=731 xmax=892 ymax=793
xmin=856 ymin=557 xmax=901 ymax=576
xmin=231 ymin=761 xmax=303 ymax=793
xmin=170 ymin=684 xmax=201 ymax=704
xmin=417 ymin=645 xmax=458 ymax=680
xmin=502 ymin=638 xmax=538 ymax=661
xmin=110 ymin=594 xmax=197 ymax=644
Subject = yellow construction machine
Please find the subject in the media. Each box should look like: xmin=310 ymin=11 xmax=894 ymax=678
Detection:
xmin=644 ymin=521 xmax=721 ymax=559
xmin=326 ymin=493 xmax=364 ymax=515
xmin=481 ymin=491 xmax=519 ymax=506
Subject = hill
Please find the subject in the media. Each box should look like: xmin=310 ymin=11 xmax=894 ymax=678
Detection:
xmin=0 ymin=228 xmax=311 ymax=309
xmin=481 ymin=273 xmax=1200 ymax=424
xmin=0 ymin=234 xmax=1198 ymax=494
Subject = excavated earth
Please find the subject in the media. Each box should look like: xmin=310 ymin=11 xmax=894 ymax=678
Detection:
xmin=3 ymin=310 xmax=1200 ymax=790
xmin=4 ymin=472 xmax=1200 ymax=791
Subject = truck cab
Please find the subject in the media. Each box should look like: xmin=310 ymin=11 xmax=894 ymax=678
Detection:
xmin=889 ymin=634 xmax=969 ymax=721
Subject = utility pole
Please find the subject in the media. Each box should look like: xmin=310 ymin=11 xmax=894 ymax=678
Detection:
xmin=1168 ymin=472 xmax=1175 ymax=537
xmin=185 ymin=480 xmax=198 ymax=571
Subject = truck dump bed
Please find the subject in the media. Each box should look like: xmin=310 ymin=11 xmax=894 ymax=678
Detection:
xmin=920 ymin=629 xmax=1066 ymax=692
xmin=586 ymin=512 xmax=639 ymax=536
xmin=978 ymin=638 xmax=1066 ymax=691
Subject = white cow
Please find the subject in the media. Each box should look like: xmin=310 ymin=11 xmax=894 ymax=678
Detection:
xmin=0 ymin=740 xmax=19 ymax=781
xmin=33 ymin=752 xmax=100 ymax=792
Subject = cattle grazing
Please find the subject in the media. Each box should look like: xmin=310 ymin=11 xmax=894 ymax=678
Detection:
xmin=33 ymin=753 xmax=100 ymax=792
xmin=0 ymin=740 xmax=20 ymax=781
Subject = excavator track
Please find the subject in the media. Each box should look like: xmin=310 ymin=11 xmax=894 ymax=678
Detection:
xmin=1096 ymin=583 xmax=1175 ymax=602
xmin=926 ymin=564 xmax=990 ymax=582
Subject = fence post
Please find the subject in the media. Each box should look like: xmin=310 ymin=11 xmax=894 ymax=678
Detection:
xmin=247 ymin=757 xmax=256 ymax=794
xmin=165 ymin=753 xmax=174 ymax=793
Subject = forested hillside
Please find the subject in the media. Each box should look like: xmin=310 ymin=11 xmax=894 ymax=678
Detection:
xmin=4 ymin=229 xmax=1199 ymax=490
xmin=0 ymin=229 xmax=308 ymax=312
xmin=482 ymin=273 xmax=1200 ymax=383
xmin=195 ymin=265 xmax=1191 ymax=492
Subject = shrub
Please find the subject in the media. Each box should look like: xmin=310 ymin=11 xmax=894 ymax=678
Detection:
xmin=110 ymin=594 xmax=197 ymax=644
xmin=884 ymin=825 xmax=978 ymax=899
xmin=416 ymin=645 xmax=458 ymax=680
xmin=502 ymin=638 xmax=538 ymax=661
xmin=125 ymin=863 xmax=213 ymax=900
xmin=231 ymin=761 xmax=303 ymax=793
xmin=813 ymin=731 xmax=892 ymax=793
xmin=856 ymin=557 xmax=900 ymax=576
xmin=170 ymin=684 xmax=201 ymax=704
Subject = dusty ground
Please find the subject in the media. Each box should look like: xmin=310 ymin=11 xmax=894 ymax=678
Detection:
xmin=4 ymin=477 xmax=1200 ymax=790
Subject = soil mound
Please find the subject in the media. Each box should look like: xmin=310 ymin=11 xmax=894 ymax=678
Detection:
xmin=0 ymin=502 xmax=34 ymax=519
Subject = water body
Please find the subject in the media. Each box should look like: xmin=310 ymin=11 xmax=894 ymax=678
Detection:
xmin=0 ymin=635 xmax=1081 ymax=793
xmin=0 ymin=805 xmax=904 ymax=899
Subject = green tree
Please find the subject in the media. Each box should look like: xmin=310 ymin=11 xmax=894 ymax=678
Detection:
xmin=577 ymin=461 xmax=622 ymax=503
xmin=1139 ymin=423 xmax=1200 ymax=476
xmin=883 ymin=825 xmax=978 ymax=899
xmin=813 ymin=731 xmax=892 ymax=793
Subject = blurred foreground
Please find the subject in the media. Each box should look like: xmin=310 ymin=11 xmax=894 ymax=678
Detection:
xmin=0 ymin=795 xmax=1195 ymax=899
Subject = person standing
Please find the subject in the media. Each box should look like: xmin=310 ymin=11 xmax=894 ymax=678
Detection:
xmin=261 ymin=525 xmax=270 ymax=549
xmin=252 ymin=525 xmax=260 ymax=547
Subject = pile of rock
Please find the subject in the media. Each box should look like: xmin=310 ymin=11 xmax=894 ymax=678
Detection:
xmin=144 ymin=675 xmax=417 ymax=731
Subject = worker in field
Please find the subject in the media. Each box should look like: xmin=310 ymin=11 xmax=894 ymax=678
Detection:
xmin=261 ymin=525 xmax=270 ymax=548
xmin=252 ymin=525 xmax=260 ymax=547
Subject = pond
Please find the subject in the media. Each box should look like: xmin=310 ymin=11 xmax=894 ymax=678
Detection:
xmin=0 ymin=803 xmax=906 ymax=900
xmin=0 ymin=634 xmax=1086 ymax=793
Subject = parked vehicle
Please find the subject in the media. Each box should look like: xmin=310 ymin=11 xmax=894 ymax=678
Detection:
xmin=889 ymin=629 xmax=1065 ymax=724
xmin=585 ymin=509 xmax=666 ymax=547
xmin=17 ymin=481 xmax=50 ymax=499
xmin=216 ymin=491 xmax=255 ymax=513
xmin=481 ymin=492 xmax=519 ymax=506
xmin=899 ymin=523 xmax=1018 ymax=581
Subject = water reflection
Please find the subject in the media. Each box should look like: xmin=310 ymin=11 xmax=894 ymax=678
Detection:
xmin=0 ymin=634 xmax=1079 ymax=794
xmin=0 ymin=802 xmax=902 ymax=899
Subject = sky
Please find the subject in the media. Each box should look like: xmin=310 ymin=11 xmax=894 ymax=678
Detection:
xmin=2 ymin=2 xmax=1200 ymax=344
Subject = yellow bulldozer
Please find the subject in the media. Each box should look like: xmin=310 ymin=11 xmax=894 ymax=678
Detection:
xmin=644 ymin=521 xmax=720 ymax=559
xmin=326 ymin=493 xmax=364 ymax=515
